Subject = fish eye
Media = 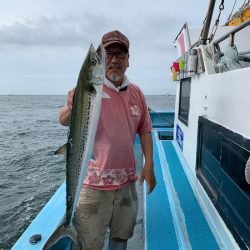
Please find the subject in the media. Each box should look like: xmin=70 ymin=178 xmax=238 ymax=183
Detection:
xmin=90 ymin=58 xmax=97 ymax=66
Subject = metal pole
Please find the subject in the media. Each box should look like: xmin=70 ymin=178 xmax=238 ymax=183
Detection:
xmin=200 ymin=0 xmax=216 ymax=45
xmin=213 ymin=18 xmax=250 ymax=45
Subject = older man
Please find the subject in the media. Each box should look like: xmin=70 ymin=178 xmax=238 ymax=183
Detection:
xmin=59 ymin=30 xmax=156 ymax=250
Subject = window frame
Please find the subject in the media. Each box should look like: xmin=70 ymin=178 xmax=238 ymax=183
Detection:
xmin=178 ymin=78 xmax=191 ymax=126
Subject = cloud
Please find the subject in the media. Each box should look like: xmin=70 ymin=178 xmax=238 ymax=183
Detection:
xmin=0 ymin=6 xmax=186 ymax=51
xmin=0 ymin=0 xmax=213 ymax=95
xmin=0 ymin=13 xmax=111 ymax=47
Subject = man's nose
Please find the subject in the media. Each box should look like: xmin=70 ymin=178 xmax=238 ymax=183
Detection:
xmin=110 ymin=54 xmax=119 ymax=62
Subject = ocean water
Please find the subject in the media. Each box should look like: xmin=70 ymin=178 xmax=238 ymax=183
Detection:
xmin=0 ymin=94 xmax=175 ymax=250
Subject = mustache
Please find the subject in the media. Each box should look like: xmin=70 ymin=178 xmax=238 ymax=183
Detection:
xmin=107 ymin=64 xmax=122 ymax=70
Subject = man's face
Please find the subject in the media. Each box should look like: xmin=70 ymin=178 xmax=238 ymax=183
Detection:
xmin=105 ymin=44 xmax=129 ymax=85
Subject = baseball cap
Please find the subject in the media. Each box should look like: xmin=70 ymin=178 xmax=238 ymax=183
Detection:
xmin=102 ymin=30 xmax=129 ymax=51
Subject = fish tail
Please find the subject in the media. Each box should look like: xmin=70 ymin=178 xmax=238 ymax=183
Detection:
xmin=43 ymin=223 xmax=81 ymax=250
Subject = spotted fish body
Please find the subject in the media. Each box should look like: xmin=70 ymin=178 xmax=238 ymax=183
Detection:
xmin=66 ymin=45 xmax=103 ymax=226
xmin=43 ymin=44 xmax=104 ymax=249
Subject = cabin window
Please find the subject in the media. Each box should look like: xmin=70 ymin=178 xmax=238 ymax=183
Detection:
xmin=178 ymin=78 xmax=191 ymax=126
xmin=221 ymin=139 xmax=250 ymax=197
xmin=196 ymin=117 xmax=250 ymax=249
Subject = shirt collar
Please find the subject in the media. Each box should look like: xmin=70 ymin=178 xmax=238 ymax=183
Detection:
xmin=104 ymin=75 xmax=130 ymax=92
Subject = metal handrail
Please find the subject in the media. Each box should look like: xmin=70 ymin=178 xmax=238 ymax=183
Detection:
xmin=190 ymin=18 xmax=250 ymax=49
xmin=239 ymin=50 xmax=250 ymax=55
xmin=213 ymin=18 xmax=250 ymax=45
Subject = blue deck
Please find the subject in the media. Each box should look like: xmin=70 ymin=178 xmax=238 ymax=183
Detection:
xmin=13 ymin=111 xmax=221 ymax=249
xmin=145 ymin=133 xmax=179 ymax=250
xmin=12 ymin=182 xmax=68 ymax=250
xmin=145 ymin=130 xmax=220 ymax=249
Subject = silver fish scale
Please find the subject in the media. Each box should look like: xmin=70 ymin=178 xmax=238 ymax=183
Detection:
xmin=66 ymin=54 xmax=103 ymax=226
xmin=66 ymin=90 xmax=93 ymax=225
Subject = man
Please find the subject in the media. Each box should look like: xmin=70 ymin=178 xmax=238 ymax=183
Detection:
xmin=59 ymin=30 xmax=156 ymax=250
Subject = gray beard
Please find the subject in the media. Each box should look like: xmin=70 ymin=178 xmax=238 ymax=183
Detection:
xmin=108 ymin=73 xmax=123 ymax=82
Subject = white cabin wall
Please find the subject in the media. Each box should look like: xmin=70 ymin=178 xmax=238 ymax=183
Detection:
xmin=202 ymin=67 xmax=250 ymax=138
xmin=173 ymin=25 xmax=250 ymax=171
xmin=174 ymin=84 xmax=180 ymax=126
xmin=174 ymin=61 xmax=250 ymax=172
xmin=174 ymin=74 xmax=204 ymax=173
xmin=184 ymin=75 xmax=204 ymax=173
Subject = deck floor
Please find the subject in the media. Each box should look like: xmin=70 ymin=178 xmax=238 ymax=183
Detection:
xmin=103 ymin=143 xmax=145 ymax=250
xmin=13 ymin=131 xmax=222 ymax=250
xmin=145 ymin=138 xmax=179 ymax=250
xmin=105 ymin=131 xmax=221 ymax=250
xmin=144 ymin=131 xmax=220 ymax=250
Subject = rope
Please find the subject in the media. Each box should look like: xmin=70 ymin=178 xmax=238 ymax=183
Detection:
xmin=227 ymin=0 xmax=250 ymax=24
xmin=226 ymin=0 xmax=237 ymax=22
xmin=209 ymin=0 xmax=225 ymax=42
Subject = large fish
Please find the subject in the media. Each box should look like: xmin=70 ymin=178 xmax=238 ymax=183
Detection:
xmin=43 ymin=44 xmax=104 ymax=249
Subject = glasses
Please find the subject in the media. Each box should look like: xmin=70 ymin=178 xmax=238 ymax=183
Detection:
xmin=106 ymin=51 xmax=127 ymax=59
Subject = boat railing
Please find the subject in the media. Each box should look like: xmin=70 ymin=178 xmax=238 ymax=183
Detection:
xmin=189 ymin=14 xmax=250 ymax=51
xmin=201 ymin=17 xmax=250 ymax=74
xmin=213 ymin=18 xmax=250 ymax=46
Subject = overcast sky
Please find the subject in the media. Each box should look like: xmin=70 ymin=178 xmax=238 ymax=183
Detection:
xmin=0 ymin=0 xmax=241 ymax=95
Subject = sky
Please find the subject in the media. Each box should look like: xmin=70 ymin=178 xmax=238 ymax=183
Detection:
xmin=0 ymin=0 xmax=243 ymax=95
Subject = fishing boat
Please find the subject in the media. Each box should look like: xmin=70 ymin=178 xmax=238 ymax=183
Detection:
xmin=12 ymin=0 xmax=250 ymax=249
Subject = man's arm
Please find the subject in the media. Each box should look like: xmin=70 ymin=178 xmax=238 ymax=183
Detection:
xmin=59 ymin=87 xmax=75 ymax=126
xmin=139 ymin=131 xmax=156 ymax=194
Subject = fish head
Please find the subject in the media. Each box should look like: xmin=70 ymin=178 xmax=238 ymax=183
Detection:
xmin=87 ymin=44 xmax=104 ymax=87
xmin=75 ymin=44 xmax=104 ymax=100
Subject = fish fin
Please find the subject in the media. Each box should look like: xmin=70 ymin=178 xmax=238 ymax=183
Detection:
xmin=54 ymin=144 xmax=67 ymax=159
xmin=43 ymin=223 xmax=81 ymax=250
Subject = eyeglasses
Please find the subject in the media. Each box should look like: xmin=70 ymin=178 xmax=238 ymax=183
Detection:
xmin=106 ymin=51 xmax=127 ymax=59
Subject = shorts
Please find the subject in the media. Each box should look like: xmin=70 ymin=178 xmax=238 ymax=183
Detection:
xmin=73 ymin=183 xmax=138 ymax=250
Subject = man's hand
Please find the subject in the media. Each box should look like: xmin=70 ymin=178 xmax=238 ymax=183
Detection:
xmin=66 ymin=87 xmax=75 ymax=111
xmin=59 ymin=87 xmax=75 ymax=126
xmin=140 ymin=162 xmax=156 ymax=194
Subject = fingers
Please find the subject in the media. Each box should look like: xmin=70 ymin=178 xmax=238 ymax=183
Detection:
xmin=147 ymin=177 xmax=156 ymax=194
xmin=67 ymin=87 xmax=75 ymax=111
xmin=140 ymin=174 xmax=145 ymax=185
xmin=145 ymin=173 xmax=156 ymax=194
xmin=140 ymin=168 xmax=156 ymax=194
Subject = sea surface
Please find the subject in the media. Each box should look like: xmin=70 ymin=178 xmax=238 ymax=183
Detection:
xmin=0 ymin=94 xmax=175 ymax=250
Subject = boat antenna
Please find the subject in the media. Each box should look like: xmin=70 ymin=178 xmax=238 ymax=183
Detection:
xmin=208 ymin=0 xmax=225 ymax=42
xmin=199 ymin=0 xmax=216 ymax=45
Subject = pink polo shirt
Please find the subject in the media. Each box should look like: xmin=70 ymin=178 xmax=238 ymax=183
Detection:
xmin=83 ymin=81 xmax=152 ymax=190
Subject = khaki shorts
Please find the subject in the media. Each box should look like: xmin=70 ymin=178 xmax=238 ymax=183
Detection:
xmin=73 ymin=183 xmax=138 ymax=250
